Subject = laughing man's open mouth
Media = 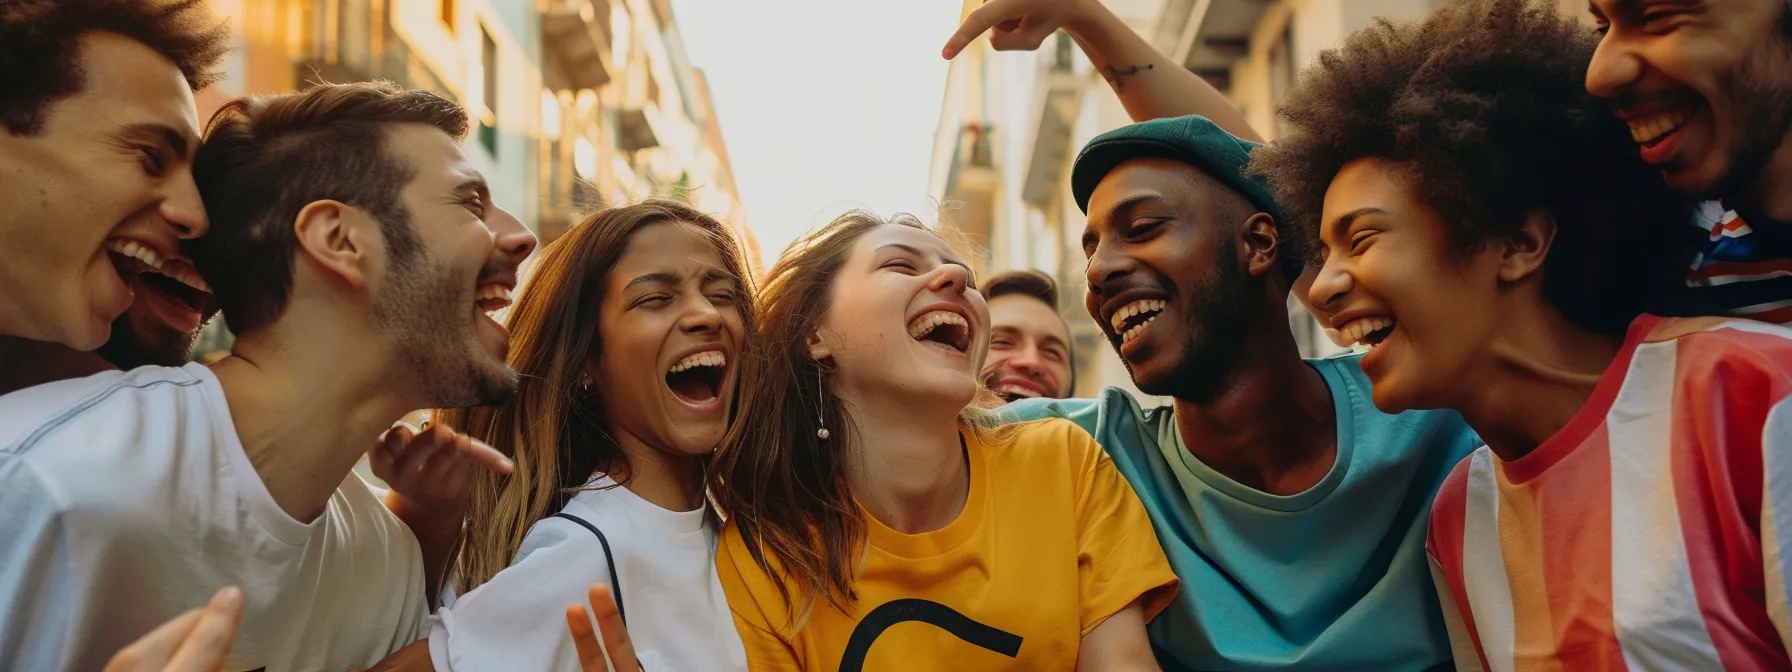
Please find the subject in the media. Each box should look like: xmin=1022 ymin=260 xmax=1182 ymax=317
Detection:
xmin=1109 ymin=299 xmax=1164 ymax=345
xmin=106 ymin=239 xmax=213 ymax=319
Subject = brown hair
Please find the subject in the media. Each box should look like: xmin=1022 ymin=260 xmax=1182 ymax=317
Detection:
xmin=443 ymin=200 xmax=755 ymax=593
xmin=709 ymin=210 xmax=1008 ymax=629
xmin=0 ymin=0 xmax=229 ymax=136
xmin=983 ymin=269 xmax=1059 ymax=309
xmin=190 ymin=81 xmax=470 ymax=334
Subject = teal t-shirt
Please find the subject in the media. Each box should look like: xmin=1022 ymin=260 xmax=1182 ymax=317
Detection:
xmin=1000 ymin=354 xmax=1478 ymax=672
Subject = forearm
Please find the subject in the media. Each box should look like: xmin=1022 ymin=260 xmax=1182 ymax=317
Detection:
xmin=1063 ymin=0 xmax=1262 ymax=141
xmin=385 ymin=491 xmax=464 ymax=608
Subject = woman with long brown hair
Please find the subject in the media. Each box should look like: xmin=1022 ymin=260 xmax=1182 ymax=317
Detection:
xmin=394 ymin=200 xmax=753 ymax=671
xmin=710 ymin=211 xmax=1179 ymax=670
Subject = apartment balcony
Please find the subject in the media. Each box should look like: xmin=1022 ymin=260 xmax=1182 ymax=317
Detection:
xmin=616 ymin=100 xmax=662 ymax=153
xmin=542 ymin=0 xmax=615 ymax=91
xmin=1021 ymin=35 xmax=1085 ymax=209
xmin=942 ymin=122 xmax=999 ymax=257
xmin=1169 ymin=0 xmax=1271 ymax=93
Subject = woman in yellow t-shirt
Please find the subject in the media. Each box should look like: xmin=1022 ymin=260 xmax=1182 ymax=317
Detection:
xmin=709 ymin=211 xmax=1179 ymax=671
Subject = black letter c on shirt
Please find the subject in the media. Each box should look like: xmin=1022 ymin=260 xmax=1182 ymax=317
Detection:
xmin=838 ymin=598 xmax=1023 ymax=672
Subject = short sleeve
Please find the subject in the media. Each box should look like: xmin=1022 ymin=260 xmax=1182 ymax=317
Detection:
xmin=1061 ymin=421 xmax=1180 ymax=634
xmin=429 ymin=518 xmax=613 ymax=672
xmin=714 ymin=523 xmax=804 ymax=671
xmin=0 ymin=459 xmax=73 ymax=671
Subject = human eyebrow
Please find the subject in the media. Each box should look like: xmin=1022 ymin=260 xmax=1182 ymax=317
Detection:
xmin=1327 ymin=207 xmax=1387 ymax=241
xmin=120 ymin=122 xmax=195 ymax=160
xmin=624 ymin=272 xmax=681 ymax=292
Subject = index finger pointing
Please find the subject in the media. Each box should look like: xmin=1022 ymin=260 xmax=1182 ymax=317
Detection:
xmin=943 ymin=0 xmax=1020 ymax=59
xmin=460 ymin=436 xmax=514 ymax=474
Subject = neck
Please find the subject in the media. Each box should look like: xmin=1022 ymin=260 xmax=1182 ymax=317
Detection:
xmin=611 ymin=432 xmax=706 ymax=512
xmin=1742 ymin=138 xmax=1792 ymax=223
xmin=0 ymin=336 xmax=116 ymax=396
xmin=1453 ymin=306 xmax=1622 ymax=462
xmin=211 ymin=324 xmax=422 ymax=522
xmin=1171 ymin=318 xmax=1336 ymax=495
xmin=842 ymin=394 xmax=969 ymax=535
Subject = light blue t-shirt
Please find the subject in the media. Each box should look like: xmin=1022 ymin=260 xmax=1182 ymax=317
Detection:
xmin=1001 ymin=354 xmax=1479 ymax=672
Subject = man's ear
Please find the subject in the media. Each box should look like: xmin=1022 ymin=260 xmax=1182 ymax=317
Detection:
xmin=292 ymin=200 xmax=371 ymax=290
xmin=1239 ymin=212 xmax=1282 ymax=279
xmin=1498 ymin=209 xmax=1557 ymax=284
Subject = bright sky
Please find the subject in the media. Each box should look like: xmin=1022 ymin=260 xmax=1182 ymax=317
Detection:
xmin=669 ymin=0 xmax=967 ymax=268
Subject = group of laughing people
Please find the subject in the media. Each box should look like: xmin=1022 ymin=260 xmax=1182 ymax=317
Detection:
xmin=4 ymin=0 xmax=1792 ymax=669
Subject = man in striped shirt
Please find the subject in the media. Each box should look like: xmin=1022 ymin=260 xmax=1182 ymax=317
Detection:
xmin=1586 ymin=0 xmax=1792 ymax=322
xmin=1251 ymin=0 xmax=1792 ymax=667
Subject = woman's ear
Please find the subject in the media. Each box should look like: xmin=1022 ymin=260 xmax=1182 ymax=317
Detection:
xmin=807 ymin=327 xmax=832 ymax=362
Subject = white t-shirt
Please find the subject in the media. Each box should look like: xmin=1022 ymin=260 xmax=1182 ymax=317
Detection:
xmin=0 ymin=364 xmax=430 ymax=672
xmin=429 ymin=475 xmax=747 ymax=672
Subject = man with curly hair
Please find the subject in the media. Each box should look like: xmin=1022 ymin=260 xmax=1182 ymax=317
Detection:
xmin=0 ymin=0 xmax=227 ymax=353
xmin=1588 ymin=0 xmax=1792 ymax=323
xmin=1249 ymin=1 xmax=1792 ymax=667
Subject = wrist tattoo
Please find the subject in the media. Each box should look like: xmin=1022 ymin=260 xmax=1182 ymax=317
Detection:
xmin=1102 ymin=63 xmax=1154 ymax=93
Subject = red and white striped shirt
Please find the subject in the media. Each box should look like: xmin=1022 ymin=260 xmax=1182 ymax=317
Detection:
xmin=1427 ymin=315 xmax=1792 ymax=671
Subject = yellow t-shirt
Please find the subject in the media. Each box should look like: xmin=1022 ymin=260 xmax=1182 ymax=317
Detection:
xmin=716 ymin=418 xmax=1179 ymax=671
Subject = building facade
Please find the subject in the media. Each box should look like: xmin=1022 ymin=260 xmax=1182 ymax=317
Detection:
xmin=928 ymin=0 xmax=1589 ymax=399
xmin=190 ymin=0 xmax=757 ymax=358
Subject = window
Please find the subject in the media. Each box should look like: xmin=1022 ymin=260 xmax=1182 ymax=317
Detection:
xmin=1053 ymin=31 xmax=1074 ymax=71
xmin=478 ymin=24 xmax=498 ymax=156
xmin=440 ymin=0 xmax=456 ymax=32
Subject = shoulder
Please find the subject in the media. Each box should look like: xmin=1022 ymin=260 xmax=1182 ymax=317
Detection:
xmin=714 ymin=520 xmax=796 ymax=633
xmin=997 ymin=388 xmax=1156 ymax=436
xmin=1425 ymin=447 xmax=1492 ymax=559
xmin=0 ymin=364 xmax=216 ymax=455
xmin=1639 ymin=315 xmax=1792 ymax=359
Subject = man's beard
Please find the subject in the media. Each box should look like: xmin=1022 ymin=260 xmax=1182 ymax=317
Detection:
xmin=1711 ymin=12 xmax=1792 ymax=200
xmin=1122 ymin=249 xmax=1252 ymax=404
xmin=372 ymin=237 xmax=518 ymax=409
xmin=94 ymin=313 xmax=202 ymax=369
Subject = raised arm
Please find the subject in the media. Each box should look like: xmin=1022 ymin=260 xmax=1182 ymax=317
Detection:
xmin=942 ymin=0 xmax=1262 ymax=141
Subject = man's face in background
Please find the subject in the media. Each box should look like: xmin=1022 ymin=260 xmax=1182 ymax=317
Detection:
xmin=981 ymin=293 xmax=1073 ymax=402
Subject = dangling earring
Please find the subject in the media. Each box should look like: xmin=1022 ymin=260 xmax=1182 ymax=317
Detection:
xmin=579 ymin=375 xmax=592 ymax=393
xmin=815 ymin=366 xmax=830 ymax=441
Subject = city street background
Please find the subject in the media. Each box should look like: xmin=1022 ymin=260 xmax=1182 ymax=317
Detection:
xmin=188 ymin=0 xmax=1590 ymax=413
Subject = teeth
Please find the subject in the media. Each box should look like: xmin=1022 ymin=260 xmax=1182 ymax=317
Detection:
xmin=475 ymin=284 xmax=512 ymax=303
xmin=996 ymin=384 xmax=1040 ymax=398
xmin=669 ymin=350 xmax=727 ymax=374
xmin=1627 ymin=109 xmax=1691 ymax=145
xmin=1339 ymin=317 xmax=1395 ymax=346
xmin=1121 ymin=314 xmax=1159 ymax=344
xmin=106 ymin=239 xmax=165 ymax=271
xmin=907 ymin=310 xmax=969 ymax=340
xmin=1111 ymin=301 xmax=1168 ymax=338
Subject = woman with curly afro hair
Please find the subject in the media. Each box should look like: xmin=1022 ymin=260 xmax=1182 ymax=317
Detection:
xmin=1252 ymin=0 xmax=1792 ymax=667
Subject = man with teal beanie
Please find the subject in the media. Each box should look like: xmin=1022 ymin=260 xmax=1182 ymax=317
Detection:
xmin=998 ymin=113 xmax=1480 ymax=671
